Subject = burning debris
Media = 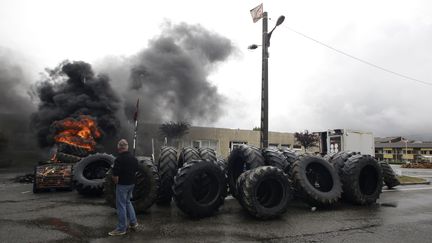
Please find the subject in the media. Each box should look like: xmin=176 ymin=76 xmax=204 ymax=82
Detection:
xmin=31 ymin=60 xmax=120 ymax=149
xmin=53 ymin=115 xmax=101 ymax=151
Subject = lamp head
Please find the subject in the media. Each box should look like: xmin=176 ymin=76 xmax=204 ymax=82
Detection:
xmin=276 ymin=15 xmax=285 ymax=26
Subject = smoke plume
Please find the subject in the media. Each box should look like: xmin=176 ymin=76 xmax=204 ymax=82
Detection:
xmin=99 ymin=22 xmax=237 ymax=124
xmin=30 ymin=60 xmax=121 ymax=148
xmin=0 ymin=47 xmax=35 ymax=118
xmin=0 ymin=47 xmax=37 ymax=152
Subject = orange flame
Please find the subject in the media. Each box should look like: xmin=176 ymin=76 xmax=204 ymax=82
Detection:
xmin=53 ymin=115 xmax=101 ymax=151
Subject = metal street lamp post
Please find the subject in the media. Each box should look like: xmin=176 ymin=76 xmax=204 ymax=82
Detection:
xmin=249 ymin=13 xmax=285 ymax=148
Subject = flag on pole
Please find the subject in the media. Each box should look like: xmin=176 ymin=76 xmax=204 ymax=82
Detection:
xmin=250 ymin=3 xmax=263 ymax=23
xmin=133 ymin=98 xmax=139 ymax=121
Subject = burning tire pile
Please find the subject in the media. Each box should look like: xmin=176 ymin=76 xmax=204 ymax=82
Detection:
xmin=99 ymin=145 xmax=401 ymax=220
xmin=33 ymin=142 xmax=92 ymax=193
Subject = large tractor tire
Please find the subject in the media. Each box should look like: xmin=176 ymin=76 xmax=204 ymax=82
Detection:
xmin=178 ymin=147 xmax=200 ymax=168
xmin=57 ymin=143 xmax=90 ymax=157
xmin=341 ymin=154 xmax=383 ymax=205
xmin=235 ymin=169 xmax=254 ymax=209
xmin=323 ymin=153 xmax=336 ymax=161
xmin=55 ymin=152 xmax=82 ymax=163
xmin=156 ymin=146 xmax=178 ymax=205
xmin=329 ymin=151 xmax=360 ymax=174
xmin=227 ymin=145 xmax=265 ymax=198
xmin=198 ymin=147 xmax=217 ymax=162
xmin=214 ymin=158 xmax=227 ymax=173
xmin=104 ymin=158 xmax=159 ymax=213
xmin=73 ymin=153 xmax=114 ymax=196
xmin=237 ymin=166 xmax=292 ymax=219
xmin=379 ymin=161 xmax=400 ymax=189
xmin=290 ymin=155 xmax=342 ymax=206
xmin=173 ymin=160 xmax=227 ymax=218
xmin=262 ymin=147 xmax=289 ymax=172
xmin=279 ymin=148 xmax=298 ymax=174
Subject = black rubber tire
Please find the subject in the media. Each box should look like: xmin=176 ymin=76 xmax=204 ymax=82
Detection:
xmin=156 ymin=146 xmax=178 ymax=205
xmin=323 ymin=153 xmax=336 ymax=161
xmin=290 ymin=155 xmax=342 ymax=206
xmin=340 ymin=154 xmax=383 ymax=205
xmin=104 ymin=158 xmax=159 ymax=213
xmin=198 ymin=147 xmax=217 ymax=162
xmin=38 ymin=160 xmax=51 ymax=165
xmin=214 ymin=158 xmax=227 ymax=172
xmin=279 ymin=148 xmax=298 ymax=174
xmin=329 ymin=151 xmax=360 ymax=175
xmin=178 ymin=147 xmax=200 ymax=168
xmin=235 ymin=169 xmax=254 ymax=208
xmin=173 ymin=160 xmax=227 ymax=218
xmin=57 ymin=142 xmax=90 ymax=157
xmin=227 ymin=145 xmax=265 ymax=198
xmin=56 ymin=152 xmax=82 ymax=163
xmin=379 ymin=161 xmax=400 ymax=189
xmin=262 ymin=147 xmax=289 ymax=172
xmin=237 ymin=166 xmax=292 ymax=219
xmin=73 ymin=153 xmax=114 ymax=196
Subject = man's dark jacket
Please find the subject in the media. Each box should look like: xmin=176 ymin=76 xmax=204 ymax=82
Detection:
xmin=112 ymin=151 xmax=139 ymax=185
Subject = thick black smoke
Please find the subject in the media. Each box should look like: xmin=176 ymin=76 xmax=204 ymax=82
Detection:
xmin=30 ymin=60 xmax=121 ymax=148
xmin=0 ymin=47 xmax=35 ymax=118
xmin=123 ymin=22 xmax=236 ymax=124
xmin=0 ymin=47 xmax=37 ymax=154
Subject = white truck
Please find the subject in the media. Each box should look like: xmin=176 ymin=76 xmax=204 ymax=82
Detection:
xmin=317 ymin=129 xmax=375 ymax=156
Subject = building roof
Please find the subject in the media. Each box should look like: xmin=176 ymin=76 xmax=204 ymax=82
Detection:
xmin=374 ymin=137 xmax=404 ymax=143
xmin=375 ymin=141 xmax=432 ymax=148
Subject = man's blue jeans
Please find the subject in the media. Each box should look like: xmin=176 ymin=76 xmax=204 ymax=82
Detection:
xmin=115 ymin=184 xmax=137 ymax=232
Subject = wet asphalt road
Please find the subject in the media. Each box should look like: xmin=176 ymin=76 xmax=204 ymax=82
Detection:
xmin=1 ymin=170 xmax=432 ymax=243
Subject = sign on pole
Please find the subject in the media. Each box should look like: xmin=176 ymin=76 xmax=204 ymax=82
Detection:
xmin=250 ymin=3 xmax=263 ymax=23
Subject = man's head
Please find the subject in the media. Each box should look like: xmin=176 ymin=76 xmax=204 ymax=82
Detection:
xmin=117 ymin=139 xmax=129 ymax=152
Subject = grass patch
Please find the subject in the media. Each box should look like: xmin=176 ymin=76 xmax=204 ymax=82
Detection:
xmin=397 ymin=175 xmax=428 ymax=184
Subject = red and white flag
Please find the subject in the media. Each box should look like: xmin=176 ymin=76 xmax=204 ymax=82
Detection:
xmin=250 ymin=3 xmax=263 ymax=23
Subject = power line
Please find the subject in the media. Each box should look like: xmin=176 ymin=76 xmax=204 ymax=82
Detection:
xmin=277 ymin=24 xmax=432 ymax=86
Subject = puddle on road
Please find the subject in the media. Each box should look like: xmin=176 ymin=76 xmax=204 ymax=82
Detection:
xmin=30 ymin=217 xmax=108 ymax=241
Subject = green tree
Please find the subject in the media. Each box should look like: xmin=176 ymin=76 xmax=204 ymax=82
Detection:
xmin=253 ymin=126 xmax=261 ymax=131
xmin=294 ymin=130 xmax=318 ymax=152
xmin=159 ymin=121 xmax=190 ymax=147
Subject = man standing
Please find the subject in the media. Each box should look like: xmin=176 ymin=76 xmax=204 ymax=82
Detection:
xmin=109 ymin=139 xmax=139 ymax=236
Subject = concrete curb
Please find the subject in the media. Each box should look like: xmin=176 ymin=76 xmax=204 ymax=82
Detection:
xmin=400 ymin=181 xmax=430 ymax=186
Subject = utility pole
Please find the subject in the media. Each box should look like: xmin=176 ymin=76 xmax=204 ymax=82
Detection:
xmin=261 ymin=12 xmax=269 ymax=149
xmin=249 ymin=8 xmax=284 ymax=149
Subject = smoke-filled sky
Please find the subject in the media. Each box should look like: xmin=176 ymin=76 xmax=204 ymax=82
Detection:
xmin=1 ymin=0 xmax=432 ymax=139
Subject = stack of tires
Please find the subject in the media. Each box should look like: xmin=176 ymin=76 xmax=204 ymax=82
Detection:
xmin=228 ymin=145 xmax=386 ymax=219
xmin=327 ymin=151 xmax=384 ymax=205
xmin=101 ymin=144 xmax=390 ymax=220
xmin=157 ymin=146 xmax=228 ymax=218
xmin=56 ymin=142 xmax=90 ymax=163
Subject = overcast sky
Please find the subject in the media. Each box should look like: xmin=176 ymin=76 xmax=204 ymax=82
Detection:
xmin=1 ymin=0 xmax=432 ymax=138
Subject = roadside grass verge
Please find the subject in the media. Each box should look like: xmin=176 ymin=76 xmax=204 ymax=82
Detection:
xmin=397 ymin=175 xmax=429 ymax=185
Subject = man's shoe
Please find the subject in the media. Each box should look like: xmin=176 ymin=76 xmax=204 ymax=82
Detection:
xmin=129 ymin=223 xmax=139 ymax=231
xmin=108 ymin=229 xmax=126 ymax=236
